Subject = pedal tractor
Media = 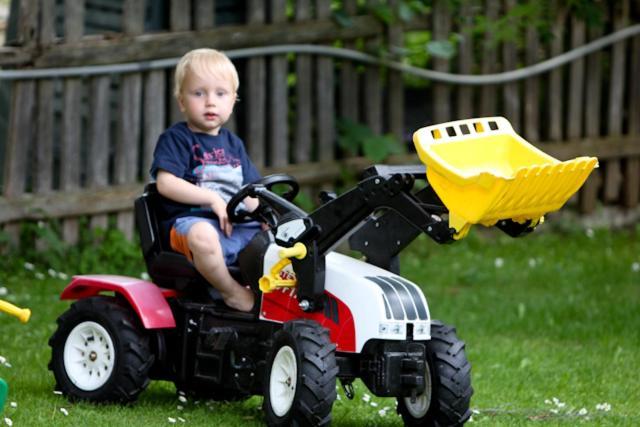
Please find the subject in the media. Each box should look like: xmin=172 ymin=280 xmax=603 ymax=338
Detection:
xmin=0 ymin=299 xmax=31 ymax=413
xmin=48 ymin=117 xmax=597 ymax=426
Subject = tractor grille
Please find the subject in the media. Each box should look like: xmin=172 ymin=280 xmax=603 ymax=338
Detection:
xmin=365 ymin=276 xmax=429 ymax=321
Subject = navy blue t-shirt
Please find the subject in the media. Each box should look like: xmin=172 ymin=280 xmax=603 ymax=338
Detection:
xmin=150 ymin=122 xmax=261 ymax=234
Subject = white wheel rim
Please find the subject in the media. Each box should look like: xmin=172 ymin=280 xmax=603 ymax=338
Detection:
xmin=63 ymin=321 xmax=116 ymax=391
xmin=269 ymin=345 xmax=297 ymax=417
xmin=404 ymin=365 xmax=433 ymax=418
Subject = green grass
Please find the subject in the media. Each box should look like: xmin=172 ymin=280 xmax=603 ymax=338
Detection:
xmin=1 ymin=225 xmax=639 ymax=426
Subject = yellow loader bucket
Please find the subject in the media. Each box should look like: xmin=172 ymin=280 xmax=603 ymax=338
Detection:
xmin=413 ymin=117 xmax=598 ymax=239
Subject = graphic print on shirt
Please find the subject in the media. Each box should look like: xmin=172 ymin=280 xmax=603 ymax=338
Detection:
xmin=192 ymin=144 xmax=244 ymax=207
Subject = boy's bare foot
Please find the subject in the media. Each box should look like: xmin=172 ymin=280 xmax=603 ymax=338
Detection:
xmin=223 ymin=286 xmax=255 ymax=312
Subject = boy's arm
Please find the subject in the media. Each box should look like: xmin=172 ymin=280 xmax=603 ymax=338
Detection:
xmin=156 ymin=170 xmax=233 ymax=237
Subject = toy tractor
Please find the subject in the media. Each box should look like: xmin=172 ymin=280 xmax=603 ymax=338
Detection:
xmin=48 ymin=117 xmax=596 ymax=426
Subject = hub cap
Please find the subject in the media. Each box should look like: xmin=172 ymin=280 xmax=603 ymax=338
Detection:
xmin=63 ymin=321 xmax=115 ymax=391
xmin=269 ymin=346 xmax=297 ymax=417
xmin=404 ymin=366 xmax=433 ymax=418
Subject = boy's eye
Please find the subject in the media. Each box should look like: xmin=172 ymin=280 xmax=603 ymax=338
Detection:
xmin=193 ymin=90 xmax=204 ymax=97
xmin=216 ymin=90 xmax=227 ymax=97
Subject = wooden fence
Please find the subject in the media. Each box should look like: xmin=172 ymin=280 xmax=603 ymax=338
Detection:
xmin=1 ymin=0 xmax=640 ymax=248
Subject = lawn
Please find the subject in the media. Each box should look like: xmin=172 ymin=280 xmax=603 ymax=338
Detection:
xmin=0 ymin=223 xmax=638 ymax=426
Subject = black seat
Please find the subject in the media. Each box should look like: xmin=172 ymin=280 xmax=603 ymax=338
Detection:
xmin=134 ymin=183 xmax=233 ymax=301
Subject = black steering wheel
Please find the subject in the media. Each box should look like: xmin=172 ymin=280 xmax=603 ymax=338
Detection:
xmin=226 ymin=174 xmax=300 ymax=224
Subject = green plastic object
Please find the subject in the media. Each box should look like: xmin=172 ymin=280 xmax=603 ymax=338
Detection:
xmin=0 ymin=378 xmax=7 ymax=413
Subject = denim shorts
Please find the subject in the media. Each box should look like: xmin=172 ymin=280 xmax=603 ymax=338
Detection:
xmin=170 ymin=216 xmax=261 ymax=265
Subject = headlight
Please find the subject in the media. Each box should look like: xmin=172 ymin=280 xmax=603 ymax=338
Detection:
xmin=413 ymin=322 xmax=430 ymax=338
xmin=378 ymin=322 xmax=405 ymax=337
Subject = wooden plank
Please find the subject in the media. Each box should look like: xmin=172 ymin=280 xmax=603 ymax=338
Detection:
xmin=35 ymin=0 xmax=56 ymax=188
xmin=524 ymin=25 xmax=539 ymax=142
xmin=35 ymin=80 xmax=54 ymax=194
xmin=245 ymin=0 xmax=267 ymax=168
xmin=170 ymin=0 xmax=191 ymax=31
xmin=17 ymin=0 xmax=38 ymax=48
xmin=117 ymin=0 xmax=146 ymax=238
xmin=432 ymin=0 xmax=451 ymax=123
xmin=604 ymin=0 xmax=629 ymax=203
xmin=39 ymin=0 xmax=56 ymax=45
xmin=3 ymin=80 xmax=35 ymax=245
xmin=387 ymin=0 xmax=404 ymax=141
xmin=339 ymin=0 xmax=359 ymax=123
xmin=316 ymin=0 xmax=335 ymax=162
xmin=580 ymin=25 xmax=604 ymax=213
xmin=33 ymin=16 xmax=386 ymax=68
xmin=61 ymin=78 xmax=83 ymax=244
xmin=269 ymin=0 xmax=289 ymax=167
xmin=123 ymin=0 xmax=145 ymax=35
xmin=64 ymin=0 xmax=84 ymax=42
xmin=195 ymin=0 xmax=216 ymax=30
xmin=60 ymin=1 xmax=85 ymax=244
xmin=623 ymin=4 xmax=639 ymax=207
xmin=1 ymin=184 xmax=145 ymax=223
xmin=566 ymin=16 xmax=585 ymax=140
xmin=294 ymin=0 xmax=313 ymax=163
xmin=115 ymin=74 xmax=142 ymax=239
xmin=364 ymin=38 xmax=382 ymax=135
xmin=502 ymin=0 xmax=520 ymax=131
xmin=456 ymin=2 xmax=474 ymax=119
xmin=87 ymin=75 xmax=112 ymax=230
xmin=548 ymin=1 xmax=566 ymax=142
xmin=143 ymin=71 xmax=166 ymax=179
xmin=480 ymin=1 xmax=499 ymax=116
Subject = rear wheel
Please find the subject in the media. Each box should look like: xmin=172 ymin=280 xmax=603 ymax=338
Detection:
xmin=49 ymin=296 xmax=154 ymax=403
xmin=397 ymin=320 xmax=473 ymax=426
xmin=263 ymin=320 xmax=338 ymax=426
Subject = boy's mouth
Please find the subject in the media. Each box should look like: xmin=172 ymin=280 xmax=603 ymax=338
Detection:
xmin=204 ymin=113 xmax=217 ymax=120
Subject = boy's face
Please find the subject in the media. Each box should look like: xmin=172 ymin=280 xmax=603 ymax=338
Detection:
xmin=178 ymin=69 xmax=236 ymax=136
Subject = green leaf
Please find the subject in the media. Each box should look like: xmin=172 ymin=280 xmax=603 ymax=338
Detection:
xmin=332 ymin=9 xmax=353 ymax=28
xmin=426 ymin=40 xmax=456 ymax=60
xmin=370 ymin=4 xmax=395 ymax=25
xmin=398 ymin=3 xmax=415 ymax=22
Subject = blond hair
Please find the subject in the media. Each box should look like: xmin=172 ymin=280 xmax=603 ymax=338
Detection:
xmin=174 ymin=48 xmax=239 ymax=99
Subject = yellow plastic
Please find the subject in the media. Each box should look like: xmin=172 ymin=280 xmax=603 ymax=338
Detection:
xmin=0 ymin=299 xmax=31 ymax=323
xmin=413 ymin=117 xmax=598 ymax=239
xmin=259 ymin=243 xmax=307 ymax=293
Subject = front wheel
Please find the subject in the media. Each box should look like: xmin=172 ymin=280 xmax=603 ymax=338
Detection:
xmin=263 ymin=320 xmax=338 ymax=426
xmin=48 ymin=296 xmax=154 ymax=403
xmin=397 ymin=320 xmax=473 ymax=426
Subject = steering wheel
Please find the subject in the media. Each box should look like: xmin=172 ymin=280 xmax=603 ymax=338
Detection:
xmin=226 ymin=174 xmax=300 ymax=224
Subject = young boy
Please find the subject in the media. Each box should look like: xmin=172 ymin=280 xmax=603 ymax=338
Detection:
xmin=150 ymin=48 xmax=260 ymax=312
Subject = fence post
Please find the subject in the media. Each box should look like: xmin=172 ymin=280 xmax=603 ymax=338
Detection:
xmin=625 ymin=27 xmax=640 ymax=208
xmin=245 ymin=0 xmax=267 ymax=168
xmin=580 ymin=24 xmax=604 ymax=213
xmin=115 ymin=0 xmax=144 ymax=240
xmin=604 ymin=0 xmax=629 ymax=203
xmin=294 ymin=0 xmax=313 ymax=164
xmin=269 ymin=0 xmax=289 ymax=167
xmin=316 ymin=0 xmax=335 ymax=162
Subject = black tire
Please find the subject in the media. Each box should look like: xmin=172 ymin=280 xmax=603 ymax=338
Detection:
xmin=263 ymin=320 xmax=338 ymax=427
xmin=397 ymin=320 xmax=473 ymax=426
xmin=48 ymin=296 xmax=155 ymax=403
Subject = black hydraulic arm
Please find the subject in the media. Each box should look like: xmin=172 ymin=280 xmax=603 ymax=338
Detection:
xmin=288 ymin=171 xmax=454 ymax=311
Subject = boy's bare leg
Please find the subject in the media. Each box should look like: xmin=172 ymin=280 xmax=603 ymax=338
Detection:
xmin=187 ymin=222 xmax=255 ymax=312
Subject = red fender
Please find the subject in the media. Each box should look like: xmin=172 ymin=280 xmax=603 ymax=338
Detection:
xmin=60 ymin=275 xmax=178 ymax=329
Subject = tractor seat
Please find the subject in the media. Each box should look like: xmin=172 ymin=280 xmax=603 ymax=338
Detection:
xmin=134 ymin=183 xmax=242 ymax=303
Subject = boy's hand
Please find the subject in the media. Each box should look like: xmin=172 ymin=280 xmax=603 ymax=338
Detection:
xmin=210 ymin=193 xmax=233 ymax=237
